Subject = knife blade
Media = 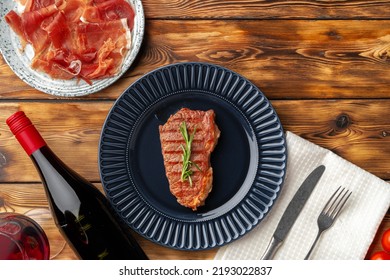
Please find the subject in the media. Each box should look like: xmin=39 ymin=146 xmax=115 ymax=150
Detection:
xmin=261 ymin=165 xmax=326 ymax=260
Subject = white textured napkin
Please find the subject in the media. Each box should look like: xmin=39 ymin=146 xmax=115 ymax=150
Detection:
xmin=214 ymin=131 xmax=390 ymax=260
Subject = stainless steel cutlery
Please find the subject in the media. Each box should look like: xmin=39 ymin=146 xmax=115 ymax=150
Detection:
xmin=260 ymin=164 xmax=353 ymax=260
xmin=304 ymin=186 xmax=352 ymax=260
xmin=261 ymin=165 xmax=326 ymax=260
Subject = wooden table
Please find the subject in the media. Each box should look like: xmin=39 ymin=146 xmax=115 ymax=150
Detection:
xmin=0 ymin=0 xmax=389 ymax=260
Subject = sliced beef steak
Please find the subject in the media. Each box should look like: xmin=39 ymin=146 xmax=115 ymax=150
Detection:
xmin=159 ymin=108 xmax=220 ymax=210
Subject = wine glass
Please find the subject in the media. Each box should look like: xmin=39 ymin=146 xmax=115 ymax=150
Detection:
xmin=23 ymin=208 xmax=67 ymax=259
xmin=0 ymin=212 xmax=50 ymax=260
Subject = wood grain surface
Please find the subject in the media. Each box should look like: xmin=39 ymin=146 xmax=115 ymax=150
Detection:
xmin=143 ymin=0 xmax=390 ymax=19
xmin=1 ymin=101 xmax=390 ymax=181
xmin=1 ymin=20 xmax=390 ymax=100
xmin=0 ymin=0 xmax=389 ymax=260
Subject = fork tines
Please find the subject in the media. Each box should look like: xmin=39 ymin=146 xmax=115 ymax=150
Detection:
xmin=323 ymin=186 xmax=352 ymax=219
xmin=304 ymin=186 xmax=352 ymax=259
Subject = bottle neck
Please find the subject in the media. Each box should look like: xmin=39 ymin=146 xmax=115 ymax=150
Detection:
xmin=6 ymin=111 xmax=47 ymax=156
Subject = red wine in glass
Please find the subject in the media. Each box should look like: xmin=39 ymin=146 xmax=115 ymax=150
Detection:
xmin=0 ymin=213 xmax=50 ymax=260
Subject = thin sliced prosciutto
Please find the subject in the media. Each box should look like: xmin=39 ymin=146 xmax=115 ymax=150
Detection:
xmin=5 ymin=0 xmax=135 ymax=83
xmin=5 ymin=3 xmax=58 ymax=52
xmin=82 ymin=0 xmax=135 ymax=29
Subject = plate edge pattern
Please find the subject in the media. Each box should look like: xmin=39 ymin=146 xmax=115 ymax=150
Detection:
xmin=99 ymin=62 xmax=287 ymax=250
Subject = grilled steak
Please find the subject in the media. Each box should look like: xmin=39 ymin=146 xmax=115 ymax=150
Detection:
xmin=159 ymin=108 xmax=220 ymax=210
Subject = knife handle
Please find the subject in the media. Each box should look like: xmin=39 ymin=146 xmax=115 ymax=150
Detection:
xmin=260 ymin=237 xmax=282 ymax=260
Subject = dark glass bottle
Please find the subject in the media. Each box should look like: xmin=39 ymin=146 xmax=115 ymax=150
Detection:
xmin=7 ymin=111 xmax=148 ymax=260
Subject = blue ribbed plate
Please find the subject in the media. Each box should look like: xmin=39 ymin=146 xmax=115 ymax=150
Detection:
xmin=99 ymin=62 xmax=287 ymax=250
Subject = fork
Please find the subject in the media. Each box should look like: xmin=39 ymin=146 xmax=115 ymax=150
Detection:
xmin=304 ymin=186 xmax=352 ymax=260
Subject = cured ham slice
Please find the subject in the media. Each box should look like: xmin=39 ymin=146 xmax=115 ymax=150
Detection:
xmin=60 ymin=0 xmax=86 ymax=23
xmin=4 ymin=0 xmax=135 ymax=83
xmin=4 ymin=11 xmax=24 ymax=40
xmin=76 ymin=19 xmax=130 ymax=78
xmin=31 ymin=19 xmax=130 ymax=82
xmin=41 ymin=11 xmax=71 ymax=49
xmin=5 ymin=3 xmax=58 ymax=52
xmin=82 ymin=0 xmax=135 ymax=29
xmin=24 ymin=0 xmax=57 ymax=12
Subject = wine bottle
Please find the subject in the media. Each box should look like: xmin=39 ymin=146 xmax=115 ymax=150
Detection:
xmin=6 ymin=111 xmax=148 ymax=260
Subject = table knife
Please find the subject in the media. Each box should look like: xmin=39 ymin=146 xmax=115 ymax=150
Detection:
xmin=260 ymin=165 xmax=326 ymax=260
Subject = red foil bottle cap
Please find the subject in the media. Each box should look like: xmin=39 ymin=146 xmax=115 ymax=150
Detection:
xmin=6 ymin=111 xmax=46 ymax=156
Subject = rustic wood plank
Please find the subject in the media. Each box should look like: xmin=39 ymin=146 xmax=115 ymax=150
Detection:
xmin=275 ymin=99 xmax=390 ymax=179
xmin=0 ymin=102 xmax=112 ymax=182
xmin=143 ymin=0 xmax=390 ymax=19
xmin=0 ymin=183 xmax=216 ymax=260
xmin=141 ymin=20 xmax=390 ymax=100
xmin=1 ymin=100 xmax=390 ymax=182
xmin=1 ymin=20 xmax=390 ymax=100
xmin=0 ymin=181 xmax=387 ymax=260
xmin=0 ymin=182 xmax=387 ymax=260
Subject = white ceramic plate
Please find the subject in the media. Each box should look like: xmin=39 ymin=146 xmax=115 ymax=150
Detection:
xmin=0 ymin=0 xmax=144 ymax=97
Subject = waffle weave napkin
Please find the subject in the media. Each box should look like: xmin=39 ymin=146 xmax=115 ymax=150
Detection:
xmin=214 ymin=131 xmax=390 ymax=260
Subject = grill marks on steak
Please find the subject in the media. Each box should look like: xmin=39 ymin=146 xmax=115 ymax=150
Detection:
xmin=159 ymin=108 xmax=220 ymax=211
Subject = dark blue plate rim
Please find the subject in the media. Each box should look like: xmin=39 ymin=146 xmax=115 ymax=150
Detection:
xmin=98 ymin=62 xmax=287 ymax=250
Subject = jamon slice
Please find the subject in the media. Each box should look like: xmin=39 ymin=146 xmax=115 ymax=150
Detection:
xmin=159 ymin=108 xmax=220 ymax=211
xmin=4 ymin=0 xmax=134 ymax=83
xmin=5 ymin=3 xmax=59 ymax=52
xmin=82 ymin=0 xmax=135 ymax=29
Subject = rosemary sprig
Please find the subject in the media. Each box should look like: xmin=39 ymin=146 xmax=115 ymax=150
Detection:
xmin=179 ymin=121 xmax=200 ymax=185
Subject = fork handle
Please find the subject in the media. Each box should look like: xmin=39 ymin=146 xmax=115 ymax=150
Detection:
xmin=304 ymin=231 xmax=323 ymax=260
xmin=261 ymin=237 xmax=282 ymax=260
